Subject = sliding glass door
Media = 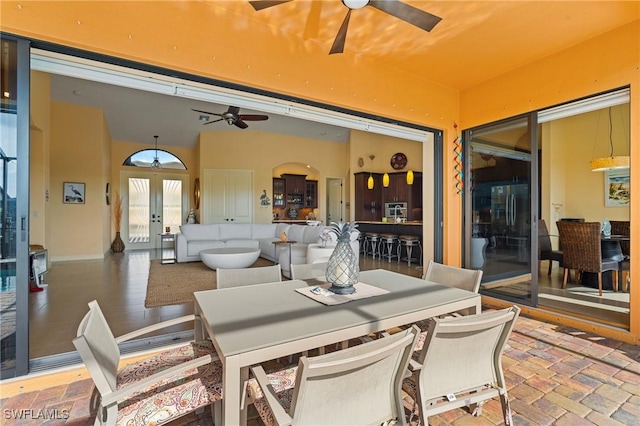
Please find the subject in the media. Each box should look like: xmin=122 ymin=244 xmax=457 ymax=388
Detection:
xmin=464 ymin=114 xmax=537 ymax=306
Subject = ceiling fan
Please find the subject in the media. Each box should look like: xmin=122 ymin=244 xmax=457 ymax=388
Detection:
xmin=191 ymin=106 xmax=269 ymax=129
xmin=249 ymin=0 xmax=442 ymax=54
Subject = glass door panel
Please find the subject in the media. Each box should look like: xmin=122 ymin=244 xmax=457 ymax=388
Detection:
xmin=466 ymin=115 xmax=536 ymax=305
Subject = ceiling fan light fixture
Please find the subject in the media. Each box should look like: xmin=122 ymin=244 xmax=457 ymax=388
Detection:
xmin=343 ymin=0 xmax=369 ymax=10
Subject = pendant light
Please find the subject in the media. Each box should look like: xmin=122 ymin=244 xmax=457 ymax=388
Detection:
xmin=367 ymin=154 xmax=375 ymax=189
xmin=382 ymin=173 xmax=390 ymax=187
xmin=590 ymin=107 xmax=629 ymax=172
xmin=150 ymin=135 xmax=162 ymax=170
xmin=406 ymin=169 xmax=414 ymax=185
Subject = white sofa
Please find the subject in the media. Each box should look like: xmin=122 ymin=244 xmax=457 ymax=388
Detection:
xmin=175 ymin=223 xmax=327 ymax=278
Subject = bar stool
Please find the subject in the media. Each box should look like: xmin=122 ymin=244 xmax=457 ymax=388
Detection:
xmin=397 ymin=234 xmax=422 ymax=267
xmin=379 ymin=233 xmax=399 ymax=263
xmin=364 ymin=232 xmax=381 ymax=260
xmin=358 ymin=232 xmax=366 ymax=255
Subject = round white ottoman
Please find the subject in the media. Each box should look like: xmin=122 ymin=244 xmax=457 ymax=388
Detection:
xmin=200 ymin=248 xmax=261 ymax=269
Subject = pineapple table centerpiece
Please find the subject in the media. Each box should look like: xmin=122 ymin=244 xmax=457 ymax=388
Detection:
xmin=326 ymin=221 xmax=359 ymax=295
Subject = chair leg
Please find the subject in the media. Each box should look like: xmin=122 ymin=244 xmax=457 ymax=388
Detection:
xmin=547 ymin=260 xmax=552 ymax=276
xmin=499 ymin=393 xmax=514 ymax=426
xmin=562 ymin=268 xmax=569 ymax=289
xmin=597 ymin=273 xmax=602 ymax=297
xmin=613 ymin=270 xmax=619 ymax=292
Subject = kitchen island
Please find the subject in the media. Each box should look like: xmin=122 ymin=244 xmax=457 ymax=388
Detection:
xmin=356 ymin=221 xmax=423 ymax=238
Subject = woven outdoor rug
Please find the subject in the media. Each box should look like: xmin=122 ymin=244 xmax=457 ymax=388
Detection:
xmin=144 ymin=257 xmax=272 ymax=307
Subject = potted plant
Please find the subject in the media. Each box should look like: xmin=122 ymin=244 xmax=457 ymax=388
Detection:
xmin=111 ymin=191 xmax=125 ymax=253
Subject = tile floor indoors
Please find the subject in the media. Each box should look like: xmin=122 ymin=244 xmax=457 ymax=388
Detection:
xmin=1 ymin=249 xmax=638 ymax=425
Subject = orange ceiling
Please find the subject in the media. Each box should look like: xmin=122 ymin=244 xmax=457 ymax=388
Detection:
xmin=1 ymin=1 xmax=638 ymax=92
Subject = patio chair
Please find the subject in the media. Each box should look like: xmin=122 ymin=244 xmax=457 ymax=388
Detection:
xmin=420 ymin=260 xmax=482 ymax=318
xmin=247 ymin=325 xmax=420 ymax=426
xmin=538 ymin=219 xmax=563 ymax=275
xmin=290 ymin=261 xmax=328 ymax=280
xmin=215 ymin=264 xmax=282 ymax=289
xmin=403 ymin=306 xmax=520 ymax=426
xmin=556 ymin=221 xmax=619 ymax=296
xmin=610 ymin=220 xmax=630 ymax=291
xmin=73 ymin=300 xmax=223 ymax=426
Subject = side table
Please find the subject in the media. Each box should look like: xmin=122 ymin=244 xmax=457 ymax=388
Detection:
xmin=271 ymin=240 xmax=297 ymax=265
xmin=159 ymin=233 xmax=177 ymax=264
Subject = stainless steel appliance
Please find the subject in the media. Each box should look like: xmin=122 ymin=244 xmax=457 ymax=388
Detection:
xmin=385 ymin=202 xmax=408 ymax=220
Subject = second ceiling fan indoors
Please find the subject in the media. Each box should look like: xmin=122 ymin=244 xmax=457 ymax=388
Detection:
xmin=192 ymin=106 xmax=269 ymax=129
xmin=249 ymin=0 xmax=442 ymax=54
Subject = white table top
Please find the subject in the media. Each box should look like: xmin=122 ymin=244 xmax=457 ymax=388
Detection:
xmin=195 ymin=269 xmax=479 ymax=359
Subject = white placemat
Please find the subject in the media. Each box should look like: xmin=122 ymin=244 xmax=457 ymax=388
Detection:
xmin=295 ymin=282 xmax=389 ymax=305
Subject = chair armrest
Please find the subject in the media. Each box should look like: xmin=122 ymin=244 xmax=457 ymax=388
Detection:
xmin=250 ymin=365 xmax=293 ymax=426
xmin=102 ymin=353 xmax=217 ymax=406
xmin=408 ymin=358 xmax=422 ymax=372
xmin=115 ymin=314 xmax=195 ymax=343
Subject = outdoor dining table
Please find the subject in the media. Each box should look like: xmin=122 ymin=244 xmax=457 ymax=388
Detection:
xmin=193 ymin=268 xmax=482 ymax=425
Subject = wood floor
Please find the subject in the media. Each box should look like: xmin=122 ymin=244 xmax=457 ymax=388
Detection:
xmin=28 ymin=249 xmax=629 ymax=365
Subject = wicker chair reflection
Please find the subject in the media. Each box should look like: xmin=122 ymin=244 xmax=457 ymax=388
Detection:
xmin=610 ymin=220 xmax=630 ymax=292
xmin=247 ymin=326 xmax=420 ymax=426
xmin=556 ymin=221 xmax=619 ymax=296
xmin=538 ymin=219 xmax=563 ymax=275
xmin=403 ymin=306 xmax=520 ymax=426
xmin=73 ymin=300 xmax=223 ymax=426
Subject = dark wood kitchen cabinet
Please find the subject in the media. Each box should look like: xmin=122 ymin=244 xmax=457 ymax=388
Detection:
xmin=305 ymin=180 xmax=318 ymax=208
xmin=354 ymin=172 xmax=382 ymax=221
xmin=382 ymin=173 xmax=409 ymax=204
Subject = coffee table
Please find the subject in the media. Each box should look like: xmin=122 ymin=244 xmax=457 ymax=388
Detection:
xmin=199 ymin=247 xmax=260 ymax=269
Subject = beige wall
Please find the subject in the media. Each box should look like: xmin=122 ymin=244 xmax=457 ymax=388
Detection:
xmin=543 ymin=105 xmax=630 ymax=237
xmin=198 ymin=130 xmax=350 ymax=224
xmin=49 ymin=102 xmax=109 ymax=260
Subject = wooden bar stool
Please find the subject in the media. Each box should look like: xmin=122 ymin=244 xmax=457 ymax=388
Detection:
xmin=397 ymin=234 xmax=422 ymax=267
xmin=379 ymin=233 xmax=399 ymax=263
xmin=364 ymin=232 xmax=381 ymax=260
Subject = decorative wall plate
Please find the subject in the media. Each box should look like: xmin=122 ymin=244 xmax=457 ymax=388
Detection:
xmin=390 ymin=153 xmax=407 ymax=170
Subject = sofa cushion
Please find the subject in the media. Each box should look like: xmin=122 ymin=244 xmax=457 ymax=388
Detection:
xmin=181 ymin=224 xmax=219 ymax=241
xmin=275 ymin=223 xmax=290 ymax=238
xmin=225 ymin=239 xmax=259 ymax=249
xmin=286 ymin=224 xmax=306 ymax=242
xmin=252 ymin=224 xmax=278 ymax=240
xmin=302 ymin=225 xmax=324 ymax=244
xmin=188 ymin=240 xmax=225 ymax=256
xmin=219 ymin=224 xmax=252 ymax=240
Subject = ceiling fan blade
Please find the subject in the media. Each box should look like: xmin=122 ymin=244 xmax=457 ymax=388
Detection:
xmin=191 ymin=108 xmax=223 ymax=117
xmin=227 ymin=106 xmax=241 ymax=116
xmin=329 ymin=9 xmax=352 ymax=55
xmin=368 ymin=0 xmax=442 ymax=32
xmin=203 ymin=118 xmax=224 ymax=125
xmin=234 ymin=118 xmax=249 ymax=129
xmin=249 ymin=0 xmax=292 ymax=11
xmin=238 ymin=114 xmax=269 ymax=121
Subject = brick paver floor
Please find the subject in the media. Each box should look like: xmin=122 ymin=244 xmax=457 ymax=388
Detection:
xmin=1 ymin=312 xmax=638 ymax=425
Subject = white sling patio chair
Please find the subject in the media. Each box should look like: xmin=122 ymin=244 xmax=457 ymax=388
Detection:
xmin=290 ymin=261 xmax=328 ymax=280
xmin=248 ymin=325 xmax=420 ymax=426
xmin=216 ymin=264 xmax=282 ymax=289
xmin=403 ymin=306 xmax=521 ymax=426
xmin=73 ymin=300 xmax=223 ymax=426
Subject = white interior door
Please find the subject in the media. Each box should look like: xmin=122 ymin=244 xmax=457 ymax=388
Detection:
xmin=326 ymin=178 xmax=343 ymax=224
xmin=121 ymin=171 xmax=188 ymax=249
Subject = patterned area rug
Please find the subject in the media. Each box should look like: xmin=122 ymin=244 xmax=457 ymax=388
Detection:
xmin=144 ymin=257 xmax=272 ymax=307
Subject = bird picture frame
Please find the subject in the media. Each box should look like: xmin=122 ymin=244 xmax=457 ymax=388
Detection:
xmin=63 ymin=182 xmax=86 ymax=204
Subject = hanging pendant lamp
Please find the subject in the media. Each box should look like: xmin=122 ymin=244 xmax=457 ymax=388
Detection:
xmin=406 ymin=170 xmax=414 ymax=185
xmin=367 ymin=173 xmax=374 ymax=189
xmin=590 ymin=107 xmax=629 ymax=172
xmin=383 ymin=173 xmax=390 ymax=187
xmin=150 ymin=135 xmax=162 ymax=170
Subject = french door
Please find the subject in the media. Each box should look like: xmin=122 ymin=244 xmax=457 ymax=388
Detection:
xmin=121 ymin=171 xmax=188 ymax=249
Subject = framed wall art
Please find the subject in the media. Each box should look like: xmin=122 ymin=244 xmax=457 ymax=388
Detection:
xmin=604 ymin=170 xmax=630 ymax=207
xmin=63 ymin=182 xmax=86 ymax=204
